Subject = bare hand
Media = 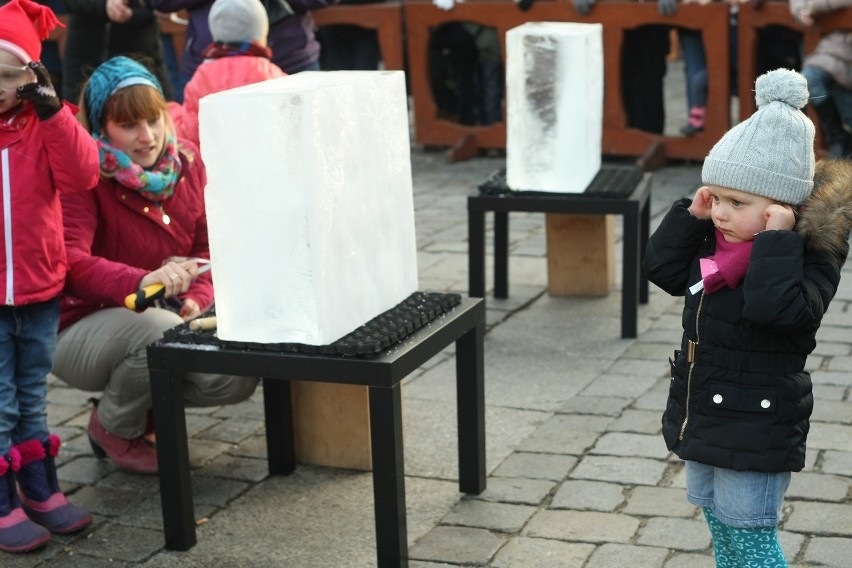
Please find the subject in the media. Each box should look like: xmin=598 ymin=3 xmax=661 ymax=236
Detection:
xmin=795 ymin=8 xmax=814 ymax=26
xmin=106 ymin=0 xmax=132 ymax=23
xmin=179 ymin=298 xmax=201 ymax=321
xmin=138 ymin=260 xmax=200 ymax=299
xmin=763 ymin=203 xmax=796 ymax=231
xmin=688 ymin=186 xmax=714 ymax=219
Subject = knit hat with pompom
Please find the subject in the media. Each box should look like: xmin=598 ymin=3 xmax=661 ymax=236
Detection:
xmin=702 ymin=68 xmax=815 ymax=205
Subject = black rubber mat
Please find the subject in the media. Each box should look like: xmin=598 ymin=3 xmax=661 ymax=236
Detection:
xmin=478 ymin=165 xmax=644 ymax=198
xmin=162 ymin=291 xmax=463 ymax=357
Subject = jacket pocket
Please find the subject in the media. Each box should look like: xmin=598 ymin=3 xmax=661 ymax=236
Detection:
xmin=705 ymin=381 xmax=777 ymax=414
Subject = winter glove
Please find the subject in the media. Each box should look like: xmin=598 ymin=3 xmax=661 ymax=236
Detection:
xmin=16 ymin=62 xmax=61 ymax=121
xmin=573 ymin=0 xmax=595 ymax=15
xmin=658 ymin=0 xmax=677 ymax=15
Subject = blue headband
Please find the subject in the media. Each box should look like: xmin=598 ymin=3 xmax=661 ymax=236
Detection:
xmin=84 ymin=56 xmax=163 ymax=136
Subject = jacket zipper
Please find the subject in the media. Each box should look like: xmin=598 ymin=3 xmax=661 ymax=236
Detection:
xmin=1 ymin=149 xmax=12 ymax=306
xmin=679 ymin=291 xmax=704 ymax=440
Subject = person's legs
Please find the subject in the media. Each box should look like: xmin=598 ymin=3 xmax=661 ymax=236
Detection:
xmin=802 ymin=65 xmax=851 ymax=157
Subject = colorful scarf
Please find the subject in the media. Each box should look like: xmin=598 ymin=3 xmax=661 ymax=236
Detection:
xmin=201 ymin=40 xmax=272 ymax=60
xmin=96 ymin=134 xmax=181 ymax=201
xmin=700 ymin=229 xmax=754 ymax=294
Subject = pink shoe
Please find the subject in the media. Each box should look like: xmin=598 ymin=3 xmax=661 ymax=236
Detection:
xmin=87 ymin=407 xmax=158 ymax=475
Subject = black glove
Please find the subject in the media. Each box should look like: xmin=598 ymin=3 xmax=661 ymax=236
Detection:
xmin=16 ymin=62 xmax=62 ymax=121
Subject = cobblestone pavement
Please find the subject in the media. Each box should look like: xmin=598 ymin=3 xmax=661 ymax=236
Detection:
xmin=10 ymin=68 xmax=852 ymax=567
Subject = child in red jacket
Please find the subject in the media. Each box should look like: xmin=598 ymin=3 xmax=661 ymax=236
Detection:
xmin=0 ymin=0 xmax=100 ymax=554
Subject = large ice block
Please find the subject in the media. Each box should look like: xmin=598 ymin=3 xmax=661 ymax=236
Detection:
xmin=506 ymin=22 xmax=603 ymax=193
xmin=199 ymin=71 xmax=418 ymax=345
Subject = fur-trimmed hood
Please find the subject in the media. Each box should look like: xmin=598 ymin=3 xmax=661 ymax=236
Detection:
xmin=797 ymin=159 xmax=852 ymax=261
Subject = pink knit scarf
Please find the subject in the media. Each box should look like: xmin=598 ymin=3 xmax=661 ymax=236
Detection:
xmin=700 ymin=229 xmax=753 ymax=294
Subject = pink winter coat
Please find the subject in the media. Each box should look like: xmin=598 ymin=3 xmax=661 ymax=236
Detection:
xmin=59 ymin=141 xmax=213 ymax=330
xmin=0 ymin=104 xmax=99 ymax=306
xmin=169 ymin=56 xmax=286 ymax=148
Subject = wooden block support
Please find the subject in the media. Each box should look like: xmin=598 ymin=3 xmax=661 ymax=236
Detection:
xmin=291 ymin=381 xmax=374 ymax=471
xmin=545 ymin=214 xmax=614 ymax=296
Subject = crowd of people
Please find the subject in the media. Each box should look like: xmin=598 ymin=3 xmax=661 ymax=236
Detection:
xmin=0 ymin=0 xmax=849 ymax=563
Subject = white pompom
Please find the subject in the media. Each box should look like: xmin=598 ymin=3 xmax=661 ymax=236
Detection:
xmin=754 ymin=68 xmax=809 ymax=110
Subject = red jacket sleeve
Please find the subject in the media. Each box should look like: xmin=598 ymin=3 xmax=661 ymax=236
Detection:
xmin=41 ymin=103 xmax=100 ymax=193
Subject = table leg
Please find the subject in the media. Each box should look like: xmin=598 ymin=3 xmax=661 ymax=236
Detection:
xmin=640 ymin=197 xmax=650 ymax=304
xmin=468 ymin=205 xmax=486 ymax=298
xmin=456 ymin=321 xmax=486 ymax=494
xmin=494 ymin=211 xmax=509 ymax=299
xmin=263 ymin=378 xmax=295 ymax=475
xmin=150 ymin=368 xmax=196 ymax=550
xmin=369 ymin=385 xmax=408 ymax=568
xmin=621 ymin=206 xmax=640 ymax=338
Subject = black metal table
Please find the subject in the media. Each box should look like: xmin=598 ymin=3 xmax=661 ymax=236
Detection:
xmin=468 ymin=165 xmax=652 ymax=338
xmin=147 ymin=296 xmax=486 ymax=568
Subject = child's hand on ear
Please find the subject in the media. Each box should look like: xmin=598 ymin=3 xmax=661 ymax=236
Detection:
xmin=763 ymin=203 xmax=796 ymax=231
xmin=688 ymin=187 xmax=713 ymax=219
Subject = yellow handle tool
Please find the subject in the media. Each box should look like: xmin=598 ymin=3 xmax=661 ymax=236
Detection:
xmin=124 ymin=284 xmax=165 ymax=311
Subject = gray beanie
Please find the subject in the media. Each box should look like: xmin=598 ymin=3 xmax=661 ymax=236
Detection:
xmin=702 ymin=68 xmax=815 ymax=205
xmin=208 ymin=0 xmax=269 ymax=44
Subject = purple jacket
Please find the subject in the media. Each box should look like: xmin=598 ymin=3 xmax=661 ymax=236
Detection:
xmin=147 ymin=0 xmax=339 ymax=80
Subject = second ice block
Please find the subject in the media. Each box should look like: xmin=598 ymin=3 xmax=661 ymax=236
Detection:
xmin=199 ymin=71 xmax=418 ymax=345
xmin=506 ymin=22 xmax=603 ymax=193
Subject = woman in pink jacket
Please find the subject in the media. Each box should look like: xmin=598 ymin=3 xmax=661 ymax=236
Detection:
xmin=0 ymin=0 xmax=100 ymax=553
xmin=52 ymin=56 xmax=258 ymax=476
xmin=169 ymin=0 xmax=286 ymax=148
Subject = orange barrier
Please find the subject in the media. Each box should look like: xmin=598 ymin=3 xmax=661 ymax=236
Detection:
xmin=311 ymin=2 xmax=405 ymax=71
xmin=405 ymin=1 xmax=730 ymax=160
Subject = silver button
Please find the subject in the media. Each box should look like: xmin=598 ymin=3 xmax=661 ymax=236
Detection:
xmin=761 ymin=399 xmax=771 ymax=409
xmin=713 ymin=394 xmax=723 ymax=404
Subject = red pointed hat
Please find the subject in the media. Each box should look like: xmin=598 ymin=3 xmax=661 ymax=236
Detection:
xmin=0 ymin=0 xmax=64 ymax=63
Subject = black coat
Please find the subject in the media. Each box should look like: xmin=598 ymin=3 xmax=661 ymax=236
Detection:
xmin=61 ymin=0 xmax=172 ymax=103
xmin=643 ymin=160 xmax=852 ymax=472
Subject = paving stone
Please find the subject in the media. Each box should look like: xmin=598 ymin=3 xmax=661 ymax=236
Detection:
xmin=812 ymin=400 xmax=852 ymax=424
xmin=490 ymin=537 xmax=594 ymax=568
xmin=606 ymin=409 xmax=663 ymax=434
xmin=590 ymin=432 xmax=670 ymax=459
xmin=803 ymin=536 xmax=852 ymax=567
xmin=71 ymin=522 xmax=164 ymax=562
xmin=821 ymin=450 xmax=852 ymax=477
xmin=523 ymin=510 xmax=640 ymax=543
xmin=518 ymin=414 xmax=612 ymax=455
xmin=557 ymin=396 xmax=629 ymax=416
xmin=70 ymin=484 xmax=149 ymax=518
xmin=474 ymin=477 xmax=556 ymax=506
xmin=195 ymin=416 xmax=263 ymax=444
xmin=195 ymin=454 xmax=270 ymax=483
xmin=571 ymin=456 xmax=668 ymax=486
xmin=491 ymin=452 xmax=577 ymax=481
xmin=187 ymin=438 xmax=235 ymax=469
xmin=408 ymin=526 xmax=502 ymax=566
xmin=664 ymin=552 xmax=716 ymax=567
xmin=784 ymin=502 xmax=852 ymax=536
xmin=58 ymin=455 xmax=116 ymax=485
xmin=779 ymin=530 xmax=806 ymax=562
xmin=623 ymin=486 xmax=698 ymax=518
xmin=786 ymin=472 xmax=850 ymax=502
xmin=550 ymin=480 xmax=625 ymax=512
xmin=813 ymin=384 xmax=849 ymax=401
xmin=443 ymin=500 xmax=536 ymax=533
xmin=807 ymin=423 xmax=852 ymax=452
xmin=811 ymin=370 xmax=852 ymax=388
xmin=637 ymin=517 xmax=711 ymax=551
xmin=585 ymin=542 xmax=670 ymax=567
xmin=578 ymin=374 xmax=659 ymax=399
xmin=633 ymin=381 xmax=671 ymax=411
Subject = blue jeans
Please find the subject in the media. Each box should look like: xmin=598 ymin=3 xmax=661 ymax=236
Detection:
xmin=803 ymin=65 xmax=852 ymax=126
xmin=685 ymin=460 xmax=790 ymax=529
xmin=679 ymin=28 xmax=708 ymax=109
xmin=0 ymin=298 xmax=59 ymax=455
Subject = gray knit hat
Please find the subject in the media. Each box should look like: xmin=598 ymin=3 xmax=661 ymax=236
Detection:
xmin=208 ymin=0 xmax=269 ymax=44
xmin=702 ymin=68 xmax=815 ymax=205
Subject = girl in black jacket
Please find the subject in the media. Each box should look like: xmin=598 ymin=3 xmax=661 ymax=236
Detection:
xmin=644 ymin=68 xmax=852 ymax=567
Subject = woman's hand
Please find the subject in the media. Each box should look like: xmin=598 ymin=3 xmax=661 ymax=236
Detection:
xmin=179 ymin=298 xmax=201 ymax=321
xmin=688 ymin=186 xmax=714 ymax=219
xmin=763 ymin=203 xmax=796 ymax=231
xmin=138 ymin=260 xmax=200 ymax=299
xmin=106 ymin=0 xmax=132 ymax=23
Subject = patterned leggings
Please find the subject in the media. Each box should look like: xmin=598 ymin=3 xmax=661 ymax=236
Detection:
xmin=703 ymin=507 xmax=788 ymax=567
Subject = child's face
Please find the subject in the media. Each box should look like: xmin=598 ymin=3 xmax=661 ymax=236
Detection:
xmin=103 ymin=113 xmax=166 ymax=169
xmin=707 ymin=185 xmax=776 ymax=243
xmin=0 ymin=50 xmax=31 ymax=115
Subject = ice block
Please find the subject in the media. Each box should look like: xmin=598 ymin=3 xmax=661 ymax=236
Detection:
xmin=506 ymin=22 xmax=603 ymax=193
xmin=199 ymin=71 xmax=418 ymax=345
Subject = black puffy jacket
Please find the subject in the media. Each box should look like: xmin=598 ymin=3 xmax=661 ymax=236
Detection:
xmin=643 ymin=160 xmax=852 ymax=472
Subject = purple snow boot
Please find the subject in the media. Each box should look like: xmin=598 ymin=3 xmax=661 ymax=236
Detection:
xmin=0 ymin=447 xmax=50 ymax=553
xmin=15 ymin=435 xmax=92 ymax=535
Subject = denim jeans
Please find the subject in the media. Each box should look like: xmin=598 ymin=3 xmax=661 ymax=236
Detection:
xmin=803 ymin=65 xmax=852 ymax=126
xmin=685 ymin=460 xmax=790 ymax=529
xmin=679 ymin=28 xmax=708 ymax=109
xmin=0 ymin=298 xmax=59 ymax=455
